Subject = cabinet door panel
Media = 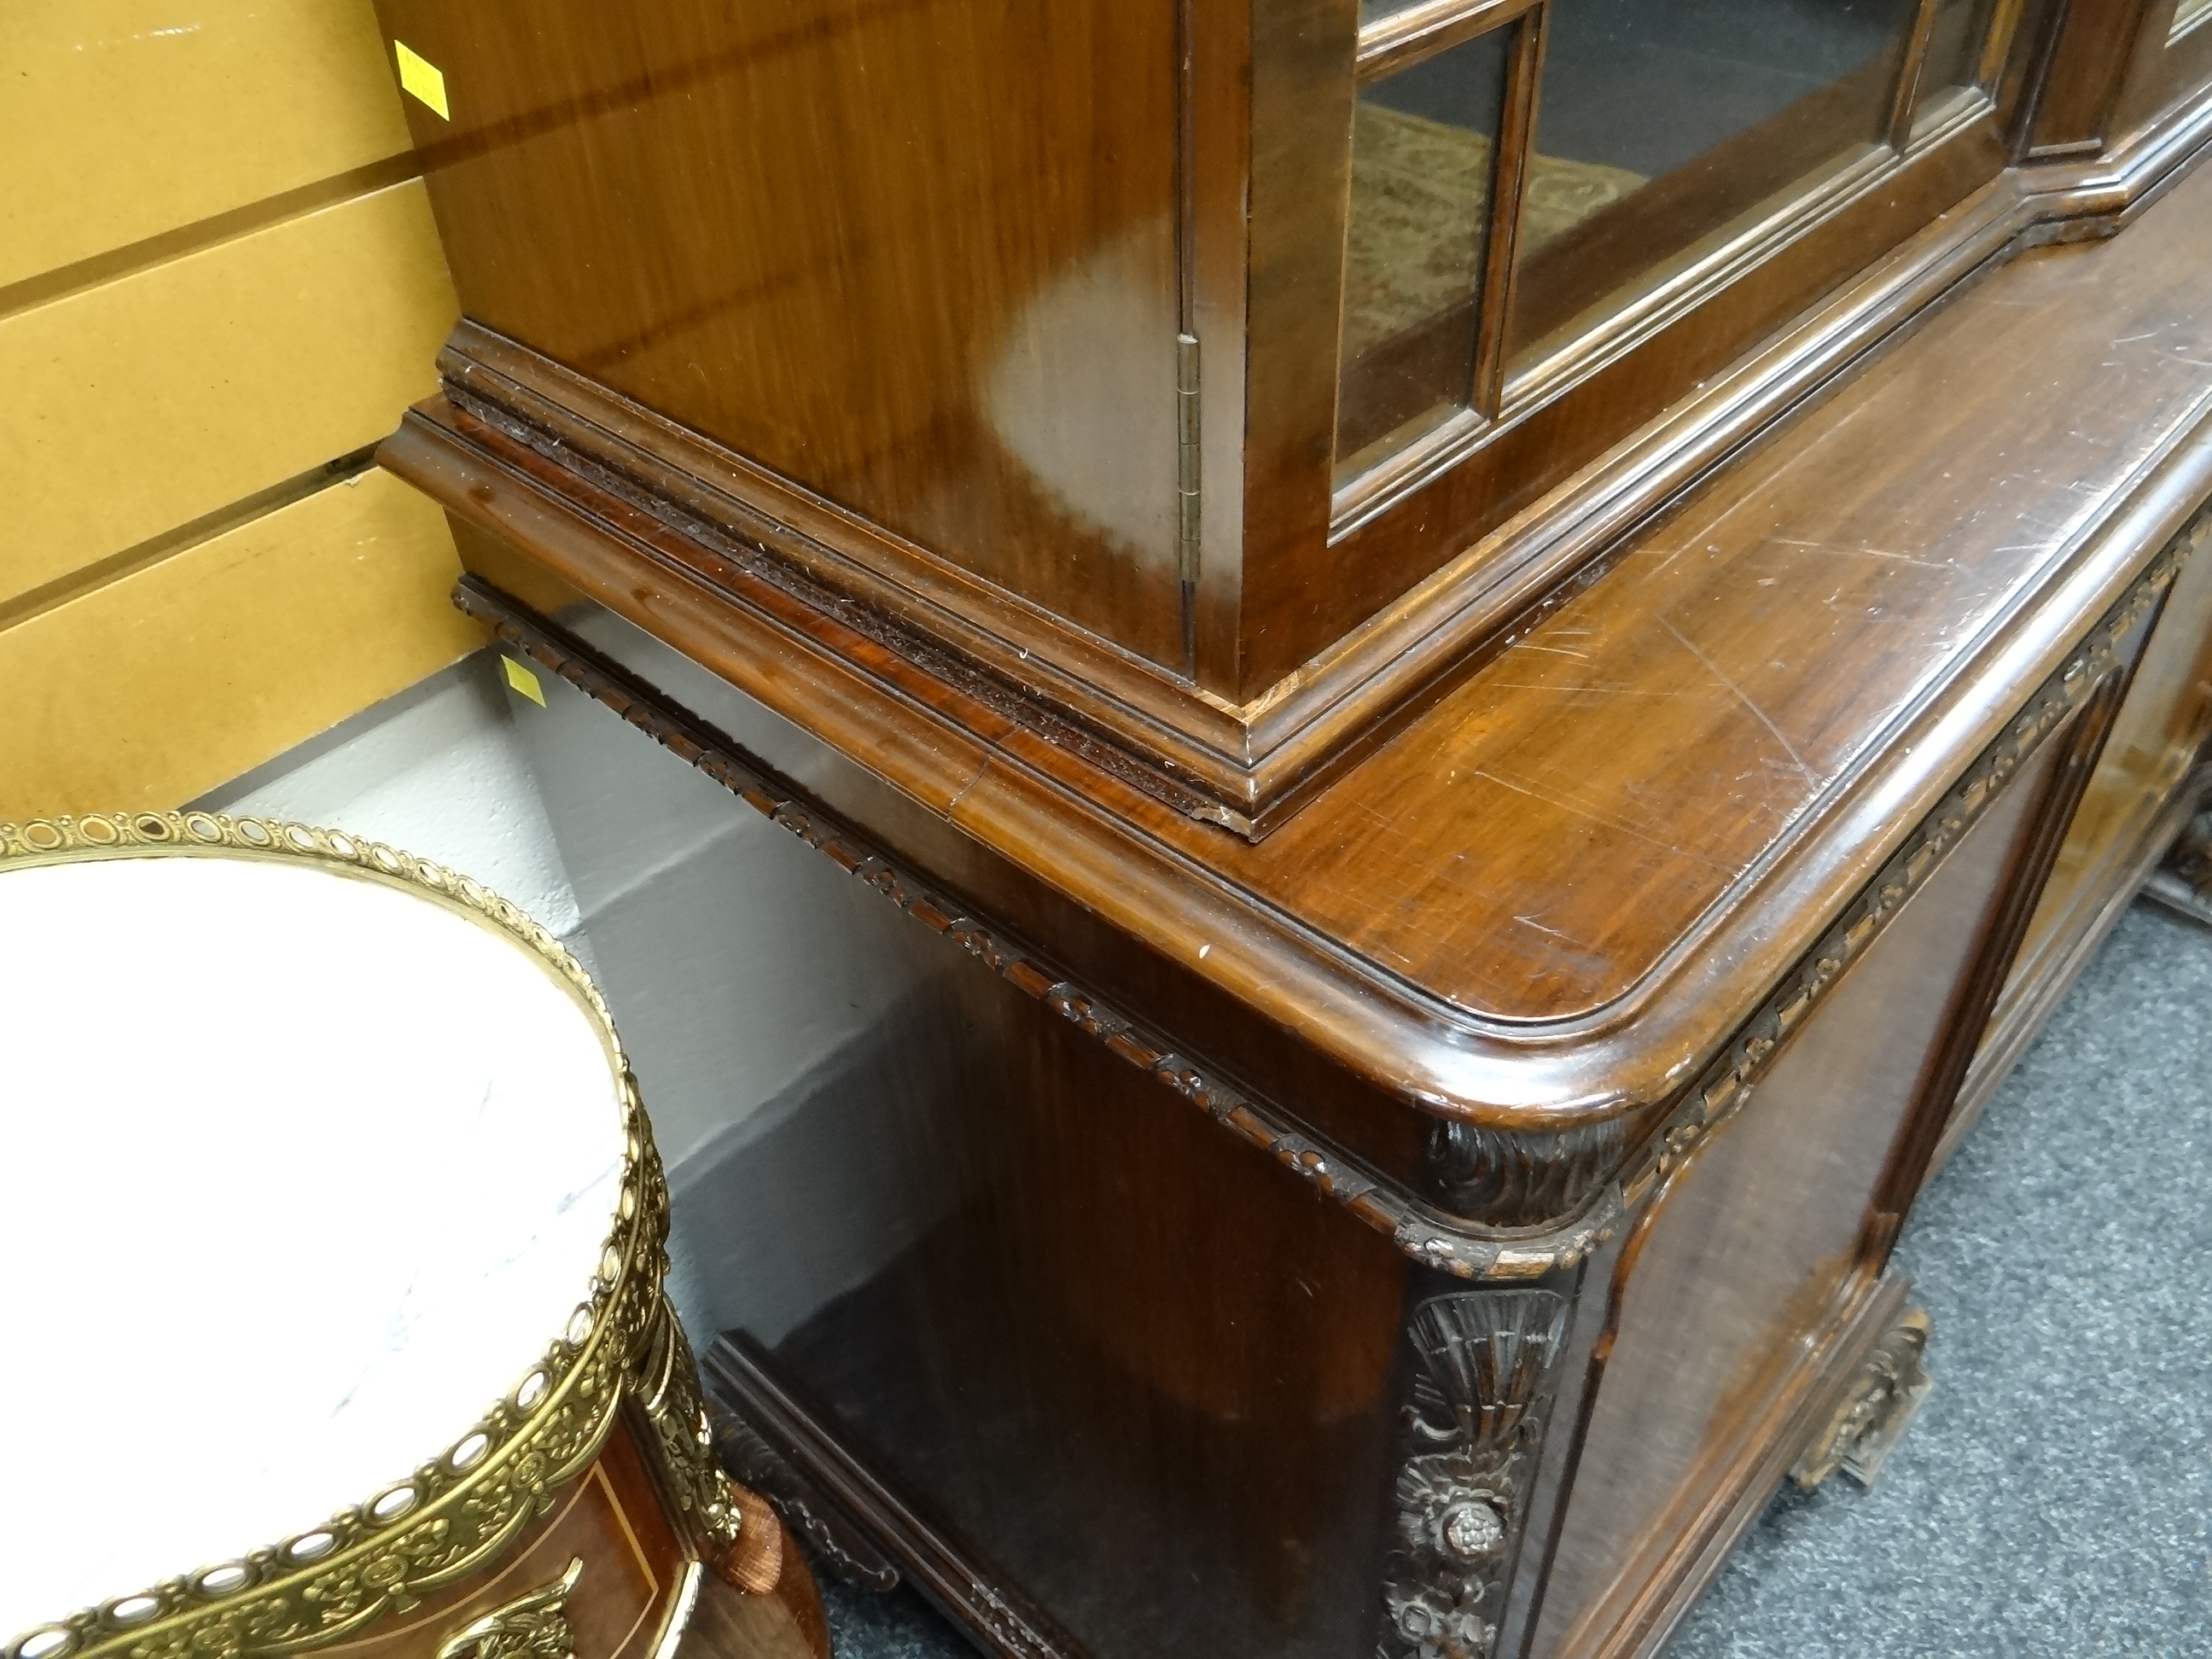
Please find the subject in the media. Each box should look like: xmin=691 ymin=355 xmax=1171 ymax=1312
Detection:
xmin=1503 ymin=0 xmax=1923 ymax=372
xmin=1532 ymin=725 xmax=2065 ymax=1656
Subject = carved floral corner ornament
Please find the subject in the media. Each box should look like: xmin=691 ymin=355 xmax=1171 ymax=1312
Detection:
xmin=1790 ymin=1304 xmax=1934 ymax=1492
xmin=1379 ymin=1289 xmax=1569 ymax=1659
xmin=2145 ymin=804 xmax=2212 ymax=926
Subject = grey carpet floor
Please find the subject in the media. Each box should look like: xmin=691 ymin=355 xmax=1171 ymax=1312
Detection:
xmin=816 ymin=901 xmax=2212 ymax=1657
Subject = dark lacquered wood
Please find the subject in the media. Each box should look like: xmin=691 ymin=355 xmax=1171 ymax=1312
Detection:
xmin=1533 ymin=725 xmax=2067 ymax=1651
xmin=1243 ymin=0 xmax=2028 ymax=696
xmin=2024 ymin=0 xmax=2157 ymax=152
xmin=1231 ymin=0 xmax=1357 ymax=698
xmin=687 ymin=993 xmax=1420 ymax=1659
xmin=391 ymin=153 xmax=2212 ymax=1137
xmin=1247 ymin=181 xmax=2212 ymax=1026
xmin=1939 ymin=509 xmax=2212 ymax=1166
xmin=2112 ymin=0 xmax=2212 ymax=132
xmin=450 ymin=527 xmax=2174 ymax=1658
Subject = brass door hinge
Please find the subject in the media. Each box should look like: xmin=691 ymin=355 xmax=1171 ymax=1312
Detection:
xmin=1176 ymin=330 xmax=1202 ymax=585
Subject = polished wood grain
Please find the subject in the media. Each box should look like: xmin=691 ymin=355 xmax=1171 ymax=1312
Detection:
xmin=1533 ymin=725 xmax=2065 ymax=1652
xmin=394 ymin=148 xmax=2212 ymax=1143
xmin=1240 ymin=0 xmax=2026 ymax=696
xmin=1229 ymin=174 xmax=2212 ymax=1024
xmin=2112 ymin=0 xmax=2212 ymax=131
xmin=373 ymin=0 xmax=1189 ymax=673
xmin=2024 ymin=0 xmax=2156 ymax=153
xmin=371 ymin=19 xmax=2212 ymax=1656
xmin=1939 ymin=507 xmax=2212 ymax=1165
xmin=372 ymin=0 xmax=2212 ymax=829
xmin=457 ymin=539 xmax=2174 ymax=1659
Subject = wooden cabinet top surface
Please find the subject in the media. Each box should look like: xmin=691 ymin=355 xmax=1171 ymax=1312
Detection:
xmin=394 ymin=142 xmax=2212 ymax=1130
xmin=1206 ymin=169 xmax=2212 ymax=1026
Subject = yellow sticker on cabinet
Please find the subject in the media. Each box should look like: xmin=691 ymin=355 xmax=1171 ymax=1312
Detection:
xmin=503 ymin=656 xmax=546 ymax=707
xmin=393 ymin=41 xmax=451 ymax=120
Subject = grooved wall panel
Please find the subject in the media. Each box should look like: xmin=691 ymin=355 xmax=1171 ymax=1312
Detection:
xmin=0 ymin=0 xmax=474 ymax=822
xmin=0 ymin=1 xmax=414 ymax=289
xmin=0 ymin=179 xmax=457 ymax=609
xmin=0 ymin=470 xmax=482 ymax=820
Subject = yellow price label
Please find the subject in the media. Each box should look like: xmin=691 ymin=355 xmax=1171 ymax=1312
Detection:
xmin=393 ymin=41 xmax=450 ymax=120
xmin=502 ymin=656 xmax=546 ymax=707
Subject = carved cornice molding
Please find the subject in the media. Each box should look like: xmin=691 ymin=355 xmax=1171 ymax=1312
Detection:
xmin=439 ymin=352 xmax=1229 ymax=831
xmin=458 ymin=515 xmax=2197 ymax=1275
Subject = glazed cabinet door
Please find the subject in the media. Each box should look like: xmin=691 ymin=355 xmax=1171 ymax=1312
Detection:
xmin=1235 ymin=0 xmax=2035 ymax=695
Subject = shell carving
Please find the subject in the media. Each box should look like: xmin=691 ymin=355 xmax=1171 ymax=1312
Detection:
xmin=1381 ymin=1290 xmax=1569 ymax=1659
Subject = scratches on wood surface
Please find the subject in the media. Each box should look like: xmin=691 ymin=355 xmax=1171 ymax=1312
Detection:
xmin=1655 ymin=614 xmax=1819 ymax=789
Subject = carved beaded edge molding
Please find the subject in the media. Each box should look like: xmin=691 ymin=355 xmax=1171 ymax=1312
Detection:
xmin=456 ymin=519 xmax=2197 ymax=1282
xmin=0 ymin=811 xmax=745 ymax=1659
xmin=1610 ymin=510 xmax=2203 ymax=1223
xmin=456 ymin=581 xmax=1598 ymax=1283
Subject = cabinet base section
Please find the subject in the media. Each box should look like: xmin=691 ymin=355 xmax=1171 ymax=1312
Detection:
xmin=2144 ymin=798 xmax=2212 ymax=925
xmin=700 ymin=1277 xmax=1934 ymax=1659
xmin=1790 ymin=1305 xmax=1935 ymax=1493
xmin=1538 ymin=1274 xmax=1915 ymax=1659
xmin=701 ymin=1336 xmax=1082 ymax=1659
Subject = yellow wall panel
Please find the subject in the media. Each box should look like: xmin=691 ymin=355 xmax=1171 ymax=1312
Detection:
xmin=0 ymin=179 xmax=457 ymax=609
xmin=0 ymin=470 xmax=483 ymax=821
xmin=0 ymin=0 xmax=414 ymax=289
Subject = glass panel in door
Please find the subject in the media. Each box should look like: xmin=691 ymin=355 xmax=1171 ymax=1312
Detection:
xmin=1505 ymin=0 xmax=1924 ymax=375
xmin=1336 ymin=24 xmax=1516 ymax=472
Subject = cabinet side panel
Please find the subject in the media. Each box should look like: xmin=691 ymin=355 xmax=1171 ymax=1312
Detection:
xmin=372 ymin=0 xmax=1188 ymax=669
xmin=1531 ymin=733 xmax=2060 ymax=1656
xmin=2109 ymin=0 xmax=2212 ymax=139
xmin=492 ymin=587 xmax=1417 ymax=1659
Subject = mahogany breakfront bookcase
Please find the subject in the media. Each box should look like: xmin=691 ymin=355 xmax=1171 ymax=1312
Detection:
xmin=372 ymin=0 xmax=2212 ymax=1652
